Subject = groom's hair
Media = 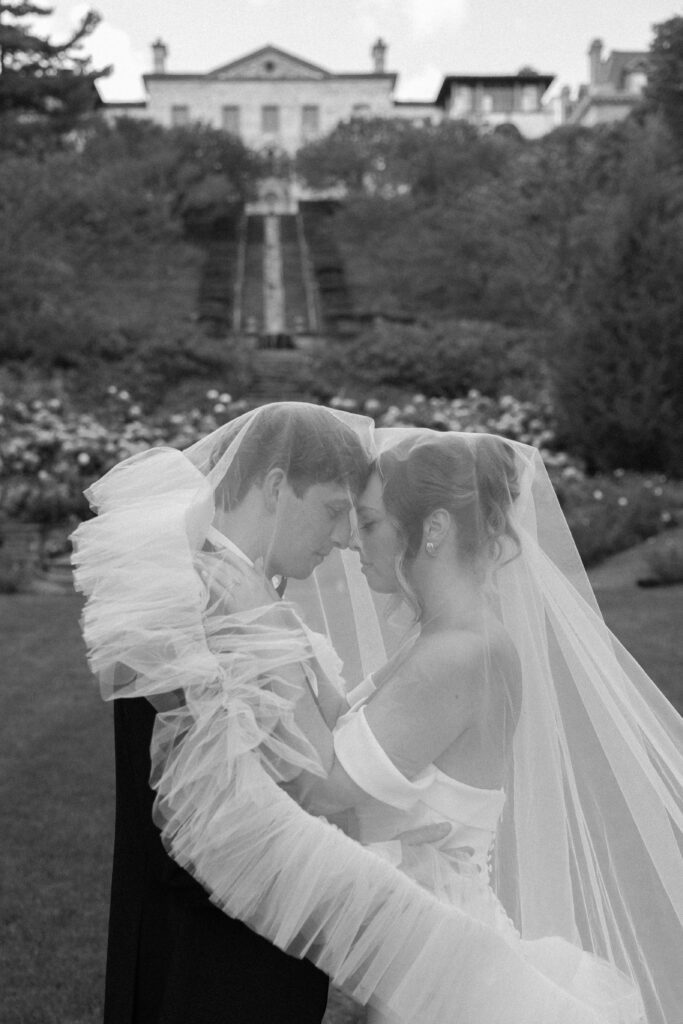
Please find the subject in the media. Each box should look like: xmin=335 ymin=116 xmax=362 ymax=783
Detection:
xmin=219 ymin=404 xmax=371 ymax=508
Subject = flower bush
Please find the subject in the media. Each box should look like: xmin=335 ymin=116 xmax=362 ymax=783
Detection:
xmin=554 ymin=469 xmax=682 ymax=567
xmin=1 ymin=386 xmax=680 ymax=571
xmin=0 ymin=388 xmax=250 ymax=527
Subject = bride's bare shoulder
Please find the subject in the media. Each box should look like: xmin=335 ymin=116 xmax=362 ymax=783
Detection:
xmin=406 ymin=622 xmax=521 ymax=702
xmin=404 ymin=628 xmax=489 ymax=688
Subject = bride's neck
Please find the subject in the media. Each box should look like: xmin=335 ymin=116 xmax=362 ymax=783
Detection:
xmin=415 ymin=560 xmax=484 ymax=632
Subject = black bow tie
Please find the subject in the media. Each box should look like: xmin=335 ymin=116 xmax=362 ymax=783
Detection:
xmin=274 ymin=576 xmax=288 ymax=598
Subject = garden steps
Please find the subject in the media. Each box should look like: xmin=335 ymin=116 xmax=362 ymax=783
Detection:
xmin=233 ymin=213 xmax=319 ymax=341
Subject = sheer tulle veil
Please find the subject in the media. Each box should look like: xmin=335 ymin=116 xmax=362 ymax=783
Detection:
xmin=71 ymin=405 xmax=682 ymax=1024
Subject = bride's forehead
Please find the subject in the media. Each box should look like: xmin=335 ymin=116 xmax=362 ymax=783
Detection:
xmin=304 ymin=481 xmax=353 ymax=506
xmin=357 ymin=471 xmax=384 ymax=508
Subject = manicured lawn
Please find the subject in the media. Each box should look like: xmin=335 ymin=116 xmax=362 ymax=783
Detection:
xmin=1 ymin=586 xmax=680 ymax=1024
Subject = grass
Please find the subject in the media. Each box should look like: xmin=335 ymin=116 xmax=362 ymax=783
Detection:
xmin=1 ymin=586 xmax=681 ymax=1024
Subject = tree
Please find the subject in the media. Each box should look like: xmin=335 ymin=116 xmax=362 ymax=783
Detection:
xmin=0 ymin=1 xmax=108 ymax=148
xmin=552 ymin=127 xmax=683 ymax=475
xmin=644 ymin=16 xmax=683 ymax=148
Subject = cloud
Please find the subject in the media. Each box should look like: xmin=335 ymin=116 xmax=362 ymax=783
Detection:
xmin=356 ymin=0 xmax=467 ymax=41
xmin=395 ymin=63 xmax=442 ymax=101
xmin=404 ymin=0 xmax=467 ymax=38
xmin=62 ymin=3 xmax=147 ymax=101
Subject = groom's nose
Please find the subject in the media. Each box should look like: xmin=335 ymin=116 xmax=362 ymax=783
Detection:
xmin=330 ymin=513 xmax=352 ymax=549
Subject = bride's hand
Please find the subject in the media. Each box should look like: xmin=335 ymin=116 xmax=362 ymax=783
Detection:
xmin=393 ymin=822 xmax=451 ymax=847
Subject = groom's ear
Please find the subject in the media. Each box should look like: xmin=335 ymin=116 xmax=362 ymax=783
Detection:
xmin=262 ymin=467 xmax=287 ymax=513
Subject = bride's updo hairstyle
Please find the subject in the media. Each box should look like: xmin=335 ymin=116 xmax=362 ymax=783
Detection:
xmin=378 ymin=432 xmax=520 ymax=586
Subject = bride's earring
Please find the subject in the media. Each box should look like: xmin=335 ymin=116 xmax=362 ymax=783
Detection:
xmin=425 ymin=541 xmax=437 ymax=556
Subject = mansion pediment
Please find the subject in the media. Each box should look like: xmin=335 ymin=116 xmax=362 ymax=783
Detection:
xmin=209 ymin=45 xmax=330 ymax=81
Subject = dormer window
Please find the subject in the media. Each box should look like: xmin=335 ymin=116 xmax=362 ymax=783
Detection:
xmin=624 ymin=68 xmax=647 ymax=94
xmin=264 ymin=60 xmax=275 ymax=73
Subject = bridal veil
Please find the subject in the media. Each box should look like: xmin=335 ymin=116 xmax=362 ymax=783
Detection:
xmin=71 ymin=405 xmax=682 ymax=1024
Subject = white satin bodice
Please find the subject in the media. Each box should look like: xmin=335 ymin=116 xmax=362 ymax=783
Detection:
xmin=354 ymin=762 xmax=505 ymax=873
xmin=334 ymin=675 xmax=506 ymax=879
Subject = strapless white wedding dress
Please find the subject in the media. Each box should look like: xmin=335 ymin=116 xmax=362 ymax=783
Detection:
xmin=334 ymin=676 xmax=518 ymax=939
xmin=333 ymin=678 xmax=644 ymax=1024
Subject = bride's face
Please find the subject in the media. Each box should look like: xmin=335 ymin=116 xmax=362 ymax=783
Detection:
xmin=354 ymin=472 xmax=403 ymax=593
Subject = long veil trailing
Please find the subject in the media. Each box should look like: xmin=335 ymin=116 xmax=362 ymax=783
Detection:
xmin=71 ymin=406 xmax=682 ymax=1024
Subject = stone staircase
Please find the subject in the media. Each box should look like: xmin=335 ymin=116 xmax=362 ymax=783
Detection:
xmin=234 ymin=212 xmax=320 ymax=342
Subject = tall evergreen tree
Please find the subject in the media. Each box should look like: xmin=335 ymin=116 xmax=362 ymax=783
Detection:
xmin=0 ymin=2 xmax=108 ymax=146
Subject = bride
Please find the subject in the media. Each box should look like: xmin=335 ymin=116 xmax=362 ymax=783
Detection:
xmin=283 ymin=427 xmax=683 ymax=1024
xmin=72 ymin=404 xmax=682 ymax=1024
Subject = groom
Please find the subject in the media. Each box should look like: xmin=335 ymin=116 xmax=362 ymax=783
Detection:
xmin=103 ymin=404 xmax=372 ymax=1024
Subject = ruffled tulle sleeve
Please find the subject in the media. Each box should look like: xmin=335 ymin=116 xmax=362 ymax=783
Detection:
xmin=71 ymin=448 xmax=645 ymax=1024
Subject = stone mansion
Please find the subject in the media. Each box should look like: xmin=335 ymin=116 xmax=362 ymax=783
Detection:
xmin=104 ymin=36 xmax=650 ymax=152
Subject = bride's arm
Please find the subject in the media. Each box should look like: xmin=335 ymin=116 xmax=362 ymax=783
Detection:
xmin=285 ymin=633 xmax=483 ymax=816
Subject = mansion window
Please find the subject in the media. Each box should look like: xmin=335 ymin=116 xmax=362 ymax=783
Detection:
xmin=262 ymin=105 xmax=280 ymax=134
xmin=301 ymin=104 xmax=320 ymax=137
xmin=481 ymin=88 xmax=511 ymax=115
xmin=222 ymin=105 xmax=241 ymax=135
xmin=624 ymin=70 xmax=647 ymax=94
xmin=352 ymin=103 xmax=371 ymax=118
xmin=521 ymin=85 xmax=538 ymax=112
xmin=171 ymin=104 xmax=190 ymax=127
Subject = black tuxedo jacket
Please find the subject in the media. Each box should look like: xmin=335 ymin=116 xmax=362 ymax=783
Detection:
xmin=104 ymin=696 xmax=329 ymax=1024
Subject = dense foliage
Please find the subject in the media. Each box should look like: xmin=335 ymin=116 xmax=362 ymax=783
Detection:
xmin=312 ymin=319 xmax=547 ymax=401
xmin=0 ymin=119 xmax=260 ymax=405
xmin=296 ymin=61 xmax=683 ymax=474
xmin=644 ymin=16 xmax=683 ymax=149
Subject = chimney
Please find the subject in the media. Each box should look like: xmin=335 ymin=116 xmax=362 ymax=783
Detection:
xmin=152 ymin=38 xmax=168 ymax=75
xmin=371 ymin=38 xmax=387 ymax=74
xmin=588 ymin=38 xmax=603 ymax=88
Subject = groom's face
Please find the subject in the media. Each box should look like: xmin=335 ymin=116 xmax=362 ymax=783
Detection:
xmin=267 ymin=478 xmax=355 ymax=579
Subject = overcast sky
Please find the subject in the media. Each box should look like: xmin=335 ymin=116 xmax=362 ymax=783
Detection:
xmin=43 ymin=0 xmax=678 ymax=102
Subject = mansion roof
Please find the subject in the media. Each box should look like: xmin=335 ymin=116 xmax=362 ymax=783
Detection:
xmin=594 ymin=50 xmax=649 ymax=90
xmin=435 ymin=70 xmax=554 ymax=106
xmin=144 ymin=44 xmax=397 ymax=86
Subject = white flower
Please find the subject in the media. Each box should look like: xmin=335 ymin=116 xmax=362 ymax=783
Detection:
xmin=219 ymin=393 xmax=232 ymax=404
xmin=206 ymin=389 xmax=219 ymax=400
xmin=118 ymin=390 xmax=131 ymax=402
xmin=593 ymin=490 xmax=603 ymax=501
xmin=77 ymin=452 xmax=91 ymax=466
xmin=617 ymin=496 xmax=628 ymax=507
